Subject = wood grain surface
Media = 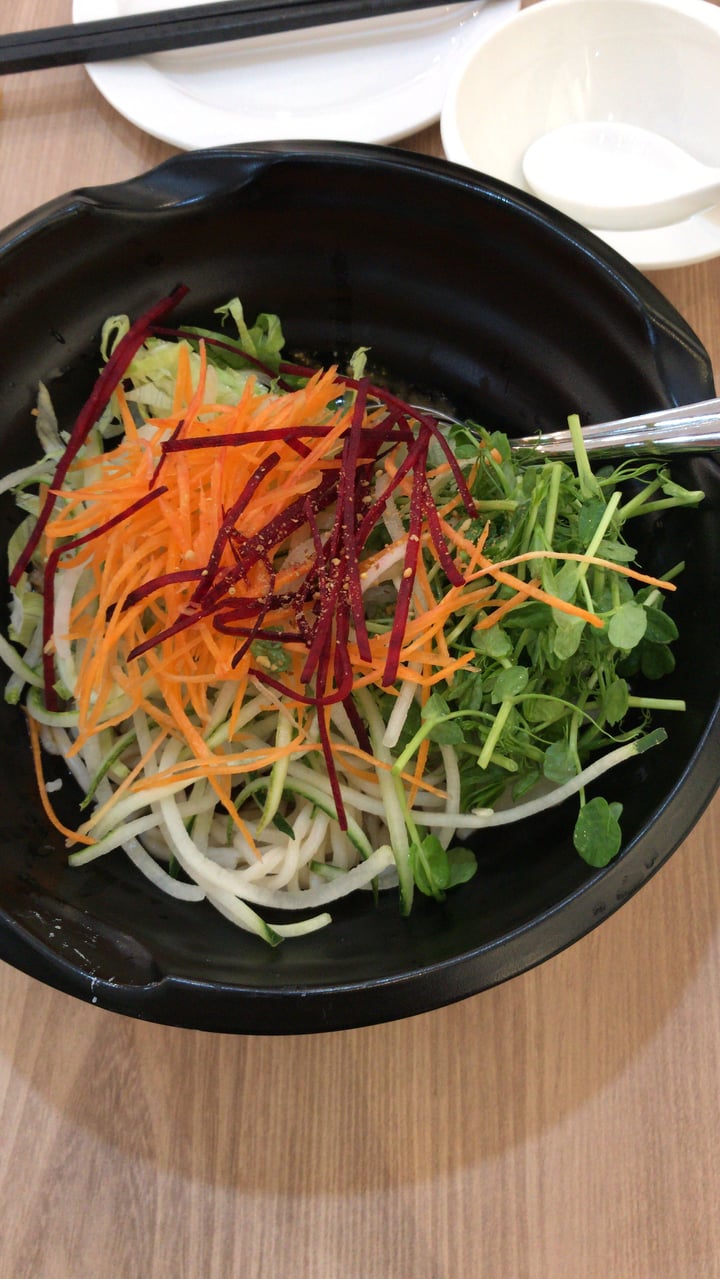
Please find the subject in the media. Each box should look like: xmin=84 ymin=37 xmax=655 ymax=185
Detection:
xmin=1 ymin=3 xmax=719 ymax=1277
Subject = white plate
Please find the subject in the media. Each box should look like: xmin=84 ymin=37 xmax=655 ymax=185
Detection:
xmin=73 ymin=0 xmax=520 ymax=149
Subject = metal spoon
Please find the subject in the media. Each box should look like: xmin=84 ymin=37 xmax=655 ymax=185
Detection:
xmin=408 ymin=397 xmax=720 ymax=460
xmin=522 ymin=121 xmax=720 ymax=231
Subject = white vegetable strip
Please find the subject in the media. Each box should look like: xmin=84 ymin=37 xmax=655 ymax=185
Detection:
xmin=123 ymin=836 xmax=205 ymax=902
xmin=159 ymin=786 xmax=394 ymax=910
xmin=382 ymin=675 xmax=418 ymax=750
xmin=438 ymin=742 xmax=461 ymax=850
xmin=52 ymin=561 xmax=86 ymax=697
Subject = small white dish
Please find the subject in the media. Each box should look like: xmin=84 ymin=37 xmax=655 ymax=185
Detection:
xmin=73 ymin=0 xmax=520 ymax=149
xmin=440 ymin=0 xmax=720 ymax=271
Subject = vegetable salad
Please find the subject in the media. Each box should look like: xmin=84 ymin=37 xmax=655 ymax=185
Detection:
xmin=0 ymin=290 xmax=703 ymax=943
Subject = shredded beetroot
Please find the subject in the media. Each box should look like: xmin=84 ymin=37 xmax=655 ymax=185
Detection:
xmin=162 ymin=425 xmax=332 ymax=452
xmin=338 ymin=379 xmax=372 ymax=662
xmin=419 ymin=475 xmax=466 ymax=589
xmin=381 ymin=431 xmax=430 ymax=687
xmin=190 ymin=452 xmax=280 ymax=606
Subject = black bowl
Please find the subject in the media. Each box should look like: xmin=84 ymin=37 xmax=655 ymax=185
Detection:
xmin=0 ymin=142 xmax=718 ymax=1034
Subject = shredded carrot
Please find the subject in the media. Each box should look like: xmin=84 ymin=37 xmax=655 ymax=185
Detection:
xmin=26 ymin=713 xmax=94 ymax=847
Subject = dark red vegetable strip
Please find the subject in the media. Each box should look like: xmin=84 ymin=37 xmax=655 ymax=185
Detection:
xmin=212 ymin=624 xmax=304 ymax=643
xmin=342 ymin=693 xmax=372 ymax=757
xmin=299 ymin=569 xmax=344 ymax=686
xmin=333 ymin=607 xmax=353 ymax=706
xmin=338 ymin=379 xmax=372 ymax=662
xmin=197 ymin=470 xmax=340 ymax=614
xmin=247 ymin=665 xmax=353 ymax=709
xmin=352 ymin=377 xmax=478 ymax=518
xmin=381 ymin=434 xmax=429 ymax=686
xmin=355 ymin=430 xmax=428 ymax=549
xmin=151 ymin=416 xmax=184 ymax=488
xmin=315 ymin=631 xmax=347 ymax=829
xmin=10 ymin=284 xmax=188 ymax=588
xmin=127 ymin=608 xmax=208 ymax=661
xmin=189 ymin=451 xmax=280 ymax=605
xmin=128 ymin=468 xmax=337 ymax=635
xmin=162 ymin=425 xmax=333 ymax=452
xmin=418 ymin=410 xmax=478 ymax=519
xmin=123 ymin=567 xmax=203 ymax=610
xmin=127 ymin=584 xmax=296 ymax=661
xmin=303 ymin=496 xmax=327 ymax=582
xmin=280 ymin=358 xmax=478 ymax=517
xmin=161 ymin=423 xmax=414 ymax=454
xmin=214 ymin=611 xmax=294 ymax=634
xmin=419 ymin=475 xmax=465 ymax=588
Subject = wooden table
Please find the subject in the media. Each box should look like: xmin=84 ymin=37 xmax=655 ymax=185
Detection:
xmin=1 ymin=4 xmax=719 ymax=1276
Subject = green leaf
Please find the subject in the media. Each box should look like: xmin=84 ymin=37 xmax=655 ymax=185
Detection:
xmin=490 ymin=665 xmax=529 ymax=703
xmin=428 ymin=718 xmax=465 ymax=745
xmin=410 ymin=837 xmax=479 ymax=898
xmin=643 ymin=607 xmax=678 ymax=644
xmin=573 ymin=796 xmax=623 ymax=867
xmin=552 ymin=612 xmax=585 ymax=660
xmin=543 ymin=741 xmax=577 ymax=784
xmin=595 ymin=538 xmax=637 ymax=564
xmin=524 ymin=695 xmax=566 ymax=726
xmin=504 ymin=601 xmax=553 ymax=633
xmin=577 ymin=499 xmax=607 ymax=544
xmin=512 ymin=767 xmax=542 ymax=801
xmin=448 ymin=424 xmax=482 ymax=459
xmin=603 ymin=678 xmax=629 ymax=725
xmin=349 ymin=346 xmax=370 ymax=380
xmin=595 ymin=576 xmax=634 ymax=612
xmin=456 ymin=672 xmax=485 ymax=712
xmin=640 ymin=643 xmax=676 ymax=679
xmin=551 ymin=561 xmax=580 ymax=601
xmin=411 ymin=835 xmax=451 ymax=899
xmin=474 ymin=627 xmax=512 ymax=659
xmin=422 ymin=692 xmax=451 ymax=720
xmin=446 ymin=846 xmax=478 ymax=888
xmin=608 ymin=601 xmax=647 ymax=650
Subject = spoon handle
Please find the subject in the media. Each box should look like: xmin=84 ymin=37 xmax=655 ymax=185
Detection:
xmin=513 ymin=397 xmax=720 ymax=458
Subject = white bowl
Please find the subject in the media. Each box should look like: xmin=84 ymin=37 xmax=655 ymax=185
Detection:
xmin=440 ymin=0 xmax=720 ymax=270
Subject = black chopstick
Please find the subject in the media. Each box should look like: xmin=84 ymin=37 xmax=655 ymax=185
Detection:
xmin=0 ymin=0 xmax=460 ymax=74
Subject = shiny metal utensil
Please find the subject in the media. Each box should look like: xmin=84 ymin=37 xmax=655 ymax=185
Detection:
xmin=409 ymin=397 xmax=720 ymax=459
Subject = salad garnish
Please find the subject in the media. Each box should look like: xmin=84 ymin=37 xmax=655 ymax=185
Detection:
xmin=1 ymin=291 xmax=703 ymax=943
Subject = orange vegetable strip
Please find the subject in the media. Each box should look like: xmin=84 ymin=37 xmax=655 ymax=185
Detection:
xmin=78 ymin=729 xmax=170 ymax=836
xmin=474 ymin=589 xmax=534 ymax=630
xmin=475 ymin=548 xmax=676 ymax=590
xmin=26 ymin=713 xmax=95 ymax=847
xmin=391 ymin=650 xmax=477 ymax=685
